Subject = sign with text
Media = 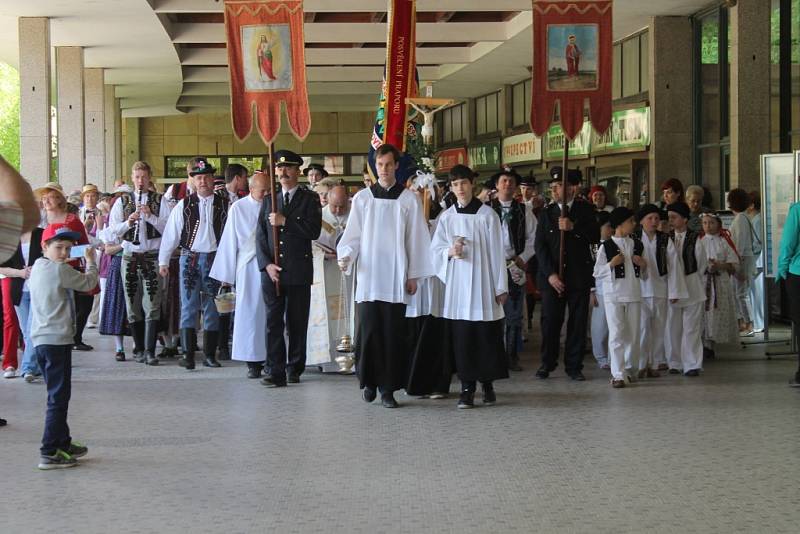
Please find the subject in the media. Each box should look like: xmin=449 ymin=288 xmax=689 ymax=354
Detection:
xmin=501 ymin=133 xmax=543 ymax=165
xmin=468 ymin=140 xmax=501 ymax=170
xmin=544 ymin=121 xmax=592 ymax=159
xmin=592 ymin=107 xmax=650 ymax=153
xmin=435 ymin=147 xmax=468 ymax=173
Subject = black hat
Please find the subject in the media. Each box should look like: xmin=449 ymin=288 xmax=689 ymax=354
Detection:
xmin=596 ymin=210 xmax=611 ymax=227
xmin=609 ymin=206 xmax=635 ymax=228
xmin=666 ymin=201 xmax=690 ymax=220
xmin=448 ymin=164 xmax=478 ymax=183
xmin=488 ymin=166 xmax=521 ymax=189
xmin=303 ymin=163 xmax=328 ymax=177
xmin=636 ymin=203 xmax=663 ymax=223
xmin=273 ymin=150 xmax=303 ymax=167
xmin=189 ymin=157 xmax=217 ymax=177
xmin=548 ymin=166 xmax=582 ymax=185
xmin=520 ymin=173 xmax=538 ymax=187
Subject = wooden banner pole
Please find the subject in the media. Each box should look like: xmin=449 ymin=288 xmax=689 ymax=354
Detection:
xmin=267 ymin=142 xmax=280 ymax=297
xmin=559 ymin=138 xmax=570 ymax=292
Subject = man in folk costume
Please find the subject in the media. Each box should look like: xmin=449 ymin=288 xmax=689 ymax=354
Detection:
xmin=337 ymin=144 xmax=433 ymax=408
xmin=489 ymin=167 xmax=536 ymax=372
xmin=665 ymin=202 xmax=707 ymax=376
xmin=107 ymin=161 xmax=169 ymax=365
xmin=534 ymin=167 xmax=599 ymax=381
xmin=429 ymin=165 xmax=508 ymax=408
xmin=256 ymin=150 xmax=322 ymax=388
xmin=210 ymin=173 xmax=269 ymax=379
xmin=158 ymin=158 xmax=230 ymax=370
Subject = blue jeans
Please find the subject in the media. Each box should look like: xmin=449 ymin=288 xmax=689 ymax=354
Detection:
xmin=14 ymin=291 xmax=40 ymax=376
xmin=35 ymin=344 xmax=73 ymax=456
xmin=179 ymin=252 xmax=220 ymax=331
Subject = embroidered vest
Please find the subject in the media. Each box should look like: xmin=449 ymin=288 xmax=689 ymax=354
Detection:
xmin=634 ymin=229 xmax=669 ymax=277
xmin=178 ymin=193 xmax=229 ymax=251
xmin=120 ymin=192 xmax=163 ymax=242
xmin=602 ymin=238 xmax=644 ymax=279
xmin=491 ymin=199 xmax=526 ymax=256
xmin=670 ymin=230 xmax=699 ymax=276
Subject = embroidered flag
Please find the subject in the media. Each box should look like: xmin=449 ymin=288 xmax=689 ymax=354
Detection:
xmin=224 ymin=0 xmax=311 ymax=144
xmin=529 ymin=0 xmax=614 ymax=140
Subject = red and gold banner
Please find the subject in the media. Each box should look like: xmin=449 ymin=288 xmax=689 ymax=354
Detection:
xmin=224 ymin=0 xmax=311 ymax=145
xmin=382 ymin=0 xmax=417 ymax=149
xmin=529 ymin=0 xmax=613 ymax=141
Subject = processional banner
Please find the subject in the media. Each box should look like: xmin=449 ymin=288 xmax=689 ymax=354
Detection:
xmin=529 ymin=0 xmax=614 ymax=140
xmin=224 ymin=0 xmax=311 ymax=144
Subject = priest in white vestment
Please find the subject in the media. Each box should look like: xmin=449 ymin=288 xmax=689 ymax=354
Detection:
xmin=429 ymin=164 xmax=509 ymax=409
xmin=337 ymin=144 xmax=433 ymax=408
xmin=209 ymin=173 xmax=269 ymax=378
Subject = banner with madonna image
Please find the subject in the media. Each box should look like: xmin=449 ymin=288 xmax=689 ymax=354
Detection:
xmin=224 ymin=0 xmax=311 ymax=144
xmin=529 ymin=0 xmax=613 ymax=141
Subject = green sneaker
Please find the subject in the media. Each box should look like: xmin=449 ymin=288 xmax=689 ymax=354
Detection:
xmin=67 ymin=441 xmax=88 ymax=458
xmin=38 ymin=449 xmax=77 ymax=470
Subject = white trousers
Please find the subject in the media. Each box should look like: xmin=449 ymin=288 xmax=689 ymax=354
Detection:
xmin=666 ymin=302 xmax=704 ymax=372
xmin=639 ymin=297 xmax=667 ymax=368
xmin=750 ymin=271 xmax=765 ymax=331
xmin=606 ymin=301 xmax=641 ymax=380
xmin=590 ymin=293 xmax=609 ymax=363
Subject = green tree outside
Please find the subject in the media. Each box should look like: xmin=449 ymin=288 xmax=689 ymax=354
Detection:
xmin=0 ymin=62 xmax=20 ymax=170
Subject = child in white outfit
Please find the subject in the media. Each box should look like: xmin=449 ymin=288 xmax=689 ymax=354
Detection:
xmin=590 ymin=211 xmax=612 ymax=369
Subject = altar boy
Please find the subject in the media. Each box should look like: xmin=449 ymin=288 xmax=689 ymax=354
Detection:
xmin=592 ymin=207 xmax=646 ymax=388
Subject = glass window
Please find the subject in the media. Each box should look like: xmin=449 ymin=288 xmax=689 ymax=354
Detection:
xmin=452 ymin=105 xmax=463 ymax=140
xmin=524 ymin=79 xmax=532 ymax=120
xmin=351 ymin=155 xmax=367 ymax=176
xmin=165 ymin=156 xmax=222 ymax=179
xmin=476 ymin=98 xmax=486 ymax=135
xmin=698 ymin=11 xmax=721 ymax=144
xmin=699 ymin=147 xmax=722 ymax=210
xmin=640 ymin=32 xmax=649 ymax=94
xmin=622 ymin=37 xmax=640 ymax=96
xmin=512 ymin=81 xmax=525 ymax=126
xmin=226 ymin=156 xmax=265 ymax=174
xmin=323 ymin=155 xmax=345 ymax=175
xmin=486 ymin=92 xmax=498 ymax=133
xmin=612 ymin=43 xmax=622 ymax=99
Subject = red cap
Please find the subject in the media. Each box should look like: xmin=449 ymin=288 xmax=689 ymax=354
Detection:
xmin=41 ymin=223 xmax=81 ymax=245
xmin=589 ymin=185 xmax=607 ymax=197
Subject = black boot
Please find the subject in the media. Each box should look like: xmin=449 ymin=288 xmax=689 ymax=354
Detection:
xmin=203 ymin=330 xmax=221 ymax=368
xmin=132 ymin=321 xmax=146 ymax=363
xmin=247 ymin=362 xmax=263 ymax=379
xmin=178 ymin=328 xmax=196 ymax=370
xmin=217 ymin=314 xmax=231 ymax=360
xmin=144 ymin=320 xmax=159 ymax=366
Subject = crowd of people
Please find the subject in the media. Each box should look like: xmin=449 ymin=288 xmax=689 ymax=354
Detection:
xmin=0 ymin=145 xmax=780 ymax=468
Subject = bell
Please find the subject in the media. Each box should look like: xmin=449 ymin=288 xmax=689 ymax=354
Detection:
xmin=335 ymin=354 xmax=355 ymax=374
xmin=336 ymin=334 xmax=353 ymax=353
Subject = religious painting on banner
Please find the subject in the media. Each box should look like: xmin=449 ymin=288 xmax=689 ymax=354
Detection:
xmin=225 ymin=0 xmax=311 ymax=145
xmin=530 ymin=0 xmax=613 ymax=141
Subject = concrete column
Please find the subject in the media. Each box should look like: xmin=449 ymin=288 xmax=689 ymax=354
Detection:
xmin=84 ymin=68 xmax=105 ymax=188
xmin=18 ymin=17 xmax=51 ymax=187
xmin=124 ymin=117 xmax=140 ymax=176
xmin=648 ymin=16 xmax=694 ymax=201
xmin=104 ymin=86 xmax=121 ymax=190
xmin=56 ymin=46 xmax=85 ymax=193
xmin=730 ymin=0 xmax=771 ymax=192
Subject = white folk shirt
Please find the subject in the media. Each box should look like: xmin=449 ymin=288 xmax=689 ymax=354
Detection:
xmin=337 ymin=187 xmax=433 ymax=305
xmin=667 ymin=230 xmax=708 ymax=307
xmin=498 ymin=199 xmax=537 ymax=262
xmin=158 ymin=194 xmax=218 ymax=266
xmin=107 ymin=192 xmax=170 ymax=254
xmin=592 ymin=236 xmax=643 ymax=304
xmin=639 ymin=232 xmax=670 ymax=299
xmin=431 ymin=202 xmax=507 ymax=321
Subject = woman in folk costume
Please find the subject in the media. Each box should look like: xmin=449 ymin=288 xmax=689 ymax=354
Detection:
xmin=698 ymin=213 xmax=740 ymax=359
xmin=209 ymin=173 xmax=269 ymax=379
xmin=98 ymin=205 xmax=128 ymax=362
xmin=428 ymin=164 xmax=509 ymax=409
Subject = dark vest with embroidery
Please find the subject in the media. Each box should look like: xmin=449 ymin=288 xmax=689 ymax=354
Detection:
xmin=120 ymin=192 xmax=163 ymax=242
xmin=670 ymin=229 xmax=699 ymax=275
xmin=491 ymin=199 xmax=526 ymax=257
xmin=178 ymin=192 xmax=229 ymax=251
xmin=634 ymin=229 xmax=669 ymax=277
xmin=602 ymin=237 xmax=644 ymax=279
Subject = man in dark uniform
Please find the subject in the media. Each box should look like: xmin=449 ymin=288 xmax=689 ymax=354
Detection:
xmin=534 ymin=167 xmax=599 ymax=380
xmin=256 ymin=150 xmax=322 ymax=388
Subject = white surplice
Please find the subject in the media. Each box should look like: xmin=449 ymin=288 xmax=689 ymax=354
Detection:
xmin=337 ymin=188 xmax=433 ymax=304
xmin=430 ymin=203 xmax=507 ymax=321
xmin=208 ymin=195 xmax=266 ymax=362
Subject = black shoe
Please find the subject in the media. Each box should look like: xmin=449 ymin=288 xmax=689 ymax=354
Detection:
xmin=381 ymin=392 xmax=399 ymax=408
xmin=202 ymin=330 xmax=221 ymax=368
xmin=158 ymin=347 xmax=178 ymax=359
xmin=668 ymin=368 xmax=681 ymax=375
xmin=114 ymin=351 xmax=126 ymax=362
xmin=508 ymin=359 xmax=523 ymax=372
xmin=144 ymin=320 xmax=160 ymax=366
xmin=703 ymin=347 xmax=716 ymax=360
xmin=178 ymin=328 xmax=197 ymax=370
xmin=133 ymin=351 xmax=146 ymax=363
xmin=260 ymin=375 xmax=286 ymax=387
xmin=481 ymin=383 xmax=496 ymax=405
xmin=131 ymin=321 xmax=145 ymax=359
xmin=362 ymin=386 xmax=377 ymax=403
xmin=0 ymin=417 xmax=6 ymax=426
xmin=684 ymin=369 xmax=700 ymax=377
xmin=535 ymin=367 xmax=550 ymax=379
xmin=73 ymin=343 xmax=93 ymax=351
xmin=247 ymin=364 xmax=263 ymax=379
xmin=569 ymin=371 xmax=586 ymax=381
xmin=287 ymin=374 xmax=300 ymax=384
xmin=457 ymin=391 xmax=475 ymax=409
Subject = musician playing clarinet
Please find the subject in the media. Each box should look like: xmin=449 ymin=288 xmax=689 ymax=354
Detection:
xmin=107 ymin=161 xmax=170 ymax=365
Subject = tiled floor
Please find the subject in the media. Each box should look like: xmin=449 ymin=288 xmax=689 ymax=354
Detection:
xmin=1 ymin=324 xmax=799 ymax=534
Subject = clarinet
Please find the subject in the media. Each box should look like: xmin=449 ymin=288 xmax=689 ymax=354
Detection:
xmin=131 ymin=190 xmax=142 ymax=246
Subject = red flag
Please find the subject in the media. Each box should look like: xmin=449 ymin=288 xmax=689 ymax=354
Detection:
xmin=529 ymin=0 xmax=613 ymax=141
xmin=224 ymin=0 xmax=311 ymax=144
xmin=382 ymin=0 xmax=417 ymax=150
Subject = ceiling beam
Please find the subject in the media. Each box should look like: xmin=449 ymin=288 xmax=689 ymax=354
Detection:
xmin=153 ymin=0 xmax=531 ymax=13
xmin=171 ymin=22 xmax=509 ymax=43
xmin=182 ymin=65 xmax=443 ymax=84
xmin=180 ymin=46 xmax=472 ymax=66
